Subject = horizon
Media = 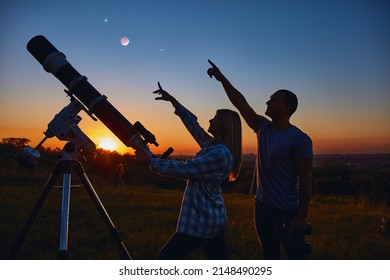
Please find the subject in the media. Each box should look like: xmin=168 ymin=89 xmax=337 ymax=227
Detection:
xmin=1 ymin=1 xmax=389 ymax=155
xmin=3 ymin=137 xmax=389 ymax=157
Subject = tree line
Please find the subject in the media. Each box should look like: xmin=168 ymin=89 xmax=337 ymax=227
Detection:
xmin=1 ymin=138 xmax=389 ymax=206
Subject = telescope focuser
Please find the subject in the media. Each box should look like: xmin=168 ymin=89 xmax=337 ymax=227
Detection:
xmin=133 ymin=121 xmax=158 ymax=147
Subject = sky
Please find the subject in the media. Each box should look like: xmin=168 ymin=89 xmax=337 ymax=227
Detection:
xmin=0 ymin=0 xmax=389 ymax=156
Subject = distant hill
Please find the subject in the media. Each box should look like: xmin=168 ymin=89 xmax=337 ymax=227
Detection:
xmin=313 ymin=153 xmax=390 ymax=170
xmin=240 ymin=153 xmax=390 ymax=171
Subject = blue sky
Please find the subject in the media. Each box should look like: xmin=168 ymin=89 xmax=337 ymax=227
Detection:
xmin=1 ymin=0 xmax=389 ymax=154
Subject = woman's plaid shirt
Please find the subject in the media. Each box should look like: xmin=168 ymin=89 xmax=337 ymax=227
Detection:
xmin=150 ymin=102 xmax=233 ymax=238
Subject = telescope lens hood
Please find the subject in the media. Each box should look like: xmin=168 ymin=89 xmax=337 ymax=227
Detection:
xmin=27 ymin=35 xmax=59 ymax=65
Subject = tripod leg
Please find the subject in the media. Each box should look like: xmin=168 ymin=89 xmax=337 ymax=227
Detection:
xmin=58 ymin=161 xmax=72 ymax=260
xmin=74 ymin=162 xmax=132 ymax=259
xmin=9 ymin=162 xmax=63 ymax=259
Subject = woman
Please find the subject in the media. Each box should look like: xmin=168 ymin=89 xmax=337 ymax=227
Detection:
xmin=149 ymin=82 xmax=242 ymax=259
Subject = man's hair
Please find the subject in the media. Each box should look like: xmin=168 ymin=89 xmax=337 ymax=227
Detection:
xmin=216 ymin=109 xmax=242 ymax=181
xmin=277 ymin=89 xmax=298 ymax=116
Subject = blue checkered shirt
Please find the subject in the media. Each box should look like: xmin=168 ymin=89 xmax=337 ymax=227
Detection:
xmin=150 ymin=103 xmax=233 ymax=238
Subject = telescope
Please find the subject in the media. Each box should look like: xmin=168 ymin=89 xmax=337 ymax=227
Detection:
xmin=25 ymin=35 xmax=171 ymax=159
xmin=10 ymin=35 xmax=173 ymax=260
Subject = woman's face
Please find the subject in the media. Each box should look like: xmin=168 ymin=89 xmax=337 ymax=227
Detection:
xmin=208 ymin=112 xmax=222 ymax=137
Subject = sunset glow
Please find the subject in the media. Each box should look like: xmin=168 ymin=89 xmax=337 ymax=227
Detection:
xmin=98 ymin=137 xmax=118 ymax=152
xmin=0 ymin=2 xmax=389 ymax=156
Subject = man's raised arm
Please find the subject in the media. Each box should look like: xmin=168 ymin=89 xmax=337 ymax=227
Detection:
xmin=207 ymin=59 xmax=258 ymax=131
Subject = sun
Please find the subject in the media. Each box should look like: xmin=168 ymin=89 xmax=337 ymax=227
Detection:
xmin=98 ymin=138 xmax=118 ymax=151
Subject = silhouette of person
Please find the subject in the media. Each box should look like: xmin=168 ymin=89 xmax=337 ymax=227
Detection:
xmin=150 ymin=82 xmax=242 ymax=259
xmin=207 ymin=60 xmax=313 ymax=259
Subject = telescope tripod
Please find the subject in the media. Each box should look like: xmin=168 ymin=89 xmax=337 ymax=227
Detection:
xmin=10 ymin=150 xmax=132 ymax=260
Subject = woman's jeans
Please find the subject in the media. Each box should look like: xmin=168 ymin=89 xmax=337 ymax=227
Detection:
xmin=158 ymin=230 xmax=228 ymax=260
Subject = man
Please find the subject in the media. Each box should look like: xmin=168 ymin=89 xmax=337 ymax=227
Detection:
xmin=207 ymin=60 xmax=313 ymax=259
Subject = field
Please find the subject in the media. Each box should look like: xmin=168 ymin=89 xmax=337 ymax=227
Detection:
xmin=1 ymin=179 xmax=389 ymax=260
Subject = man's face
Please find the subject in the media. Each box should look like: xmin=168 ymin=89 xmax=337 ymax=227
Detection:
xmin=265 ymin=91 xmax=289 ymax=118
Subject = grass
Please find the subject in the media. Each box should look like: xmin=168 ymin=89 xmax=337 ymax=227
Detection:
xmin=1 ymin=178 xmax=389 ymax=260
